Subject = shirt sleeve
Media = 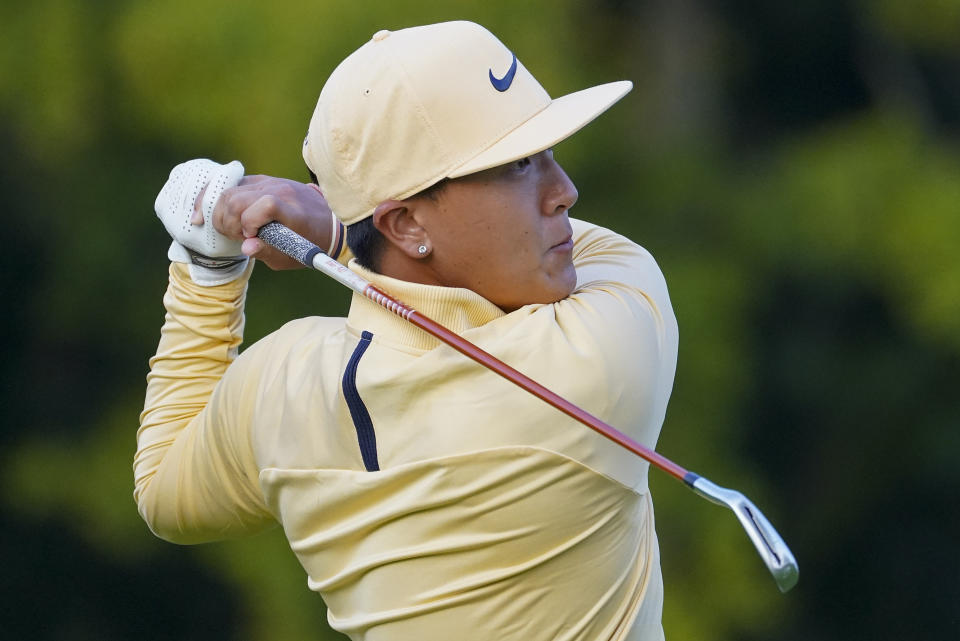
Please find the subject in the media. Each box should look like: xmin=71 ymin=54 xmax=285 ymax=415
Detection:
xmin=567 ymin=218 xmax=675 ymax=340
xmin=549 ymin=218 xmax=678 ymax=452
xmin=134 ymin=232 xmax=355 ymax=544
xmin=134 ymin=262 xmax=275 ymax=544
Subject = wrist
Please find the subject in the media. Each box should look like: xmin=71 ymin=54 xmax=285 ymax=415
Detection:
xmin=307 ymin=183 xmax=345 ymax=259
xmin=168 ymin=240 xmax=250 ymax=287
xmin=328 ymin=216 xmax=345 ymax=259
xmin=169 ymin=261 xmax=253 ymax=299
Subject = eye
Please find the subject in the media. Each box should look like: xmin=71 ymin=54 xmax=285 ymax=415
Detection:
xmin=515 ymin=157 xmax=531 ymax=170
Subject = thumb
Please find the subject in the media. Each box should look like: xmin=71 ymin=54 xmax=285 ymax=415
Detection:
xmin=241 ymin=237 xmax=304 ymax=271
xmin=241 ymin=237 xmax=264 ymax=256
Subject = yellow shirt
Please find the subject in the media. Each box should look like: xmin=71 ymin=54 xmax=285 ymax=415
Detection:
xmin=135 ymin=218 xmax=678 ymax=640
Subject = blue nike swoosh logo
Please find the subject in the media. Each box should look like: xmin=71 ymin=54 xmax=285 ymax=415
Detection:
xmin=489 ymin=53 xmax=518 ymax=92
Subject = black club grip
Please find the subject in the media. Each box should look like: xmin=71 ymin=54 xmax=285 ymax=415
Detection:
xmin=257 ymin=222 xmax=323 ymax=266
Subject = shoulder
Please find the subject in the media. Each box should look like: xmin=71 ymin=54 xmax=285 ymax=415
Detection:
xmin=570 ymin=218 xmax=662 ymax=279
xmin=566 ymin=219 xmax=670 ymax=315
xmin=236 ymin=316 xmax=348 ymax=367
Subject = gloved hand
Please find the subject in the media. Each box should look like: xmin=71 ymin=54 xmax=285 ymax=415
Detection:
xmin=155 ymin=159 xmax=249 ymax=286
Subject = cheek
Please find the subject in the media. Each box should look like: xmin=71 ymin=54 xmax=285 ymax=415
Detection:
xmin=435 ymin=189 xmax=543 ymax=278
xmin=473 ymin=210 xmax=533 ymax=262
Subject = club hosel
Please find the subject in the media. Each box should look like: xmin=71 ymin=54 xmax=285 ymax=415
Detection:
xmin=684 ymin=473 xmax=740 ymax=508
xmin=683 ymin=471 xmax=732 ymax=506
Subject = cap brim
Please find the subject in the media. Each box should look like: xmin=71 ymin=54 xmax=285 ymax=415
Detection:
xmin=448 ymin=80 xmax=632 ymax=178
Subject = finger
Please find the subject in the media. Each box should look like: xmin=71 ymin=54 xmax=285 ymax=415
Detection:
xmin=191 ymin=184 xmax=208 ymax=225
xmin=241 ymin=237 xmax=264 ymax=256
xmin=241 ymin=236 xmax=303 ymax=270
xmin=238 ymin=174 xmax=272 ymax=186
xmin=212 ymin=178 xmax=293 ymax=237
xmin=212 ymin=186 xmax=265 ymax=239
xmin=239 ymin=194 xmax=287 ymax=239
xmin=200 ymin=161 xmax=244 ymax=230
xmin=242 ymin=182 xmax=333 ymax=246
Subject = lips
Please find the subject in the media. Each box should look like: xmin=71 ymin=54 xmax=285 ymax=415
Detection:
xmin=549 ymin=235 xmax=574 ymax=252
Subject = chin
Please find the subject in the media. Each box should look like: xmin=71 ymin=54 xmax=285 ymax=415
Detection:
xmin=536 ymin=270 xmax=578 ymax=306
xmin=495 ymin=266 xmax=577 ymax=311
xmin=553 ymin=265 xmax=578 ymax=300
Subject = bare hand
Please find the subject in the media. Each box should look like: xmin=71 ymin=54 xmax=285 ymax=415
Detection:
xmin=192 ymin=175 xmax=336 ymax=270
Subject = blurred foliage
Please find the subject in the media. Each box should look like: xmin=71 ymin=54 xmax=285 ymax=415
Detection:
xmin=1 ymin=1 xmax=958 ymax=640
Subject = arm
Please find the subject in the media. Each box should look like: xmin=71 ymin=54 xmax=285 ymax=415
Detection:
xmin=134 ymin=262 xmax=272 ymax=543
xmin=135 ymin=160 xmax=350 ymax=543
xmin=567 ymin=218 xmax=675 ymax=339
xmin=545 ymin=218 xmax=678 ymax=451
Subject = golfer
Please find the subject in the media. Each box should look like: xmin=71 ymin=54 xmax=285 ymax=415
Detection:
xmin=136 ymin=21 xmax=678 ymax=641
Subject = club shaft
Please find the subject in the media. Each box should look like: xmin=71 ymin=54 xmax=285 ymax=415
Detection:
xmin=258 ymin=222 xmax=689 ymax=481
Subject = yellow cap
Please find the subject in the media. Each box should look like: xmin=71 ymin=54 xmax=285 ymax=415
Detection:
xmin=303 ymin=21 xmax=632 ymax=225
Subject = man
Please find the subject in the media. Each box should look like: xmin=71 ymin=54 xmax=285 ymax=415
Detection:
xmin=136 ymin=21 xmax=678 ymax=640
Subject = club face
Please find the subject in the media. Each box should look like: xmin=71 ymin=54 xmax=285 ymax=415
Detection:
xmin=733 ymin=497 xmax=799 ymax=592
xmin=691 ymin=477 xmax=799 ymax=592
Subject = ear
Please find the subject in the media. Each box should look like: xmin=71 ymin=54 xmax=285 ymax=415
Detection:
xmin=372 ymin=199 xmax=432 ymax=259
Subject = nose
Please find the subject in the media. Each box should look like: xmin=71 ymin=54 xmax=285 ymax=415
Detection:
xmin=542 ymin=155 xmax=578 ymax=215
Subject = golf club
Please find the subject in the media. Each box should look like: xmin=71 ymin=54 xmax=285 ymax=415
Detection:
xmin=258 ymin=221 xmax=799 ymax=593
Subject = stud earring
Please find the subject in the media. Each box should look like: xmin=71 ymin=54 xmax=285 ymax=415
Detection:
xmin=417 ymin=245 xmax=428 ymax=255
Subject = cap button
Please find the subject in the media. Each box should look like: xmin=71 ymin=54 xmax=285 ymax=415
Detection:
xmin=372 ymin=29 xmax=391 ymax=42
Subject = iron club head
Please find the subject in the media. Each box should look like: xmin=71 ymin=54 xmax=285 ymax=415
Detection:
xmin=689 ymin=476 xmax=799 ymax=593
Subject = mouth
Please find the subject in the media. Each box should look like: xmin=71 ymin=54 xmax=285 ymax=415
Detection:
xmin=549 ymin=235 xmax=574 ymax=252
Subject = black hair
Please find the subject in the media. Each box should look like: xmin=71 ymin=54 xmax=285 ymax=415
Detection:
xmin=346 ymin=216 xmax=387 ymax=272
xmin=345 ymin=178 xmax=450 ymax=273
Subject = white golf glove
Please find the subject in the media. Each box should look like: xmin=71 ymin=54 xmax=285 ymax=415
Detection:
xmin=155 ymin=159 xmax=249 ymax=286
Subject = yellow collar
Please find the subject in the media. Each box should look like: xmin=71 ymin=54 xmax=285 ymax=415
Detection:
xmin=345 ymin=261 xmax=506 ymax=351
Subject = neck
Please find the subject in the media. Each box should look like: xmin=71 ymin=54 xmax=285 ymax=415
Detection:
xmin=376 ymin=245 xmax=444 ymax=287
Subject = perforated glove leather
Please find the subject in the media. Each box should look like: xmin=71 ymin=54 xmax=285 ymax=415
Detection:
xmin=155 ymin=159 xmax=249 ymax=286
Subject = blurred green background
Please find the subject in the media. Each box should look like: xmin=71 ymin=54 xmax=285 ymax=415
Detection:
xmin=1 ymin=1 xmax=958 ymax=639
